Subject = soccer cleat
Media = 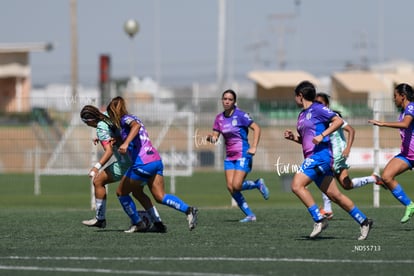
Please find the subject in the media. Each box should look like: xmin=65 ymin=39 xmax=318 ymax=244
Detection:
xmin=319 ymin=208 xmax=334 ymax=220
xmin=400 ymin=202 xmax=414 ymax=223
xmin=82 ymin=218 xmax=106 ymax=229
xmin=372 ymin=173 xmax=387 ymax=189
xmin=358 ymin=219 xmax=373 ymax=240
xmin=239 ymin=215 xmax=257 ymax=223
xmin=148 ymin=221 xmax=168 ymax=233
xmin=186 ymin=207 xmax=198 ymax=231
xmin=124 ymin=221 xmax=147 ymax=233
xmin=257 ymin=178 xmax=270 ymax=200
xmin=309 ymin=218 xmax=328 ymax=238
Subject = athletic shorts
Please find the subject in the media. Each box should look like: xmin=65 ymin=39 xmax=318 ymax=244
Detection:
xmin=395 ymin=153 xmax=414 ymax=170
xmin=224 ymin=154 xmax=253 ymax=173
xmin=125 ymin=160 xmax=164 ymax=182
xmin=106 ymin=161 xmax=131 ymax=182
xmin=332 ymin=154 xmax=350 ymax=174
xmin=299 ymin=152 xmax=334 ymax=187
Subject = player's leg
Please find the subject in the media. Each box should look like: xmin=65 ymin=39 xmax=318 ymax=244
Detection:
xmin=292 ymin=171 xmax=328 ymax=238
xmin=336 ymin=168 xmax=354 ymax=190
xmin=320 ymin=192 xmax=333 ymax=219
xmin=117 ymin=174 xmax=146 ymax=233
xmin=381 ymin=156 xmax=414 ymax=223
xmin=131 ymin=183 xmax=166 ymax=232
xmin=224 ymin=168 xmax=255 ymax=222
xmin=148 ymin=174 xmax=198 ymax=230
xmin=82 ymin=168 xmax=114 ymax=228
xmin=343 ymin=167 xmax=384 ymax=189
xmin=239 ymin=155 xmax=269 ymax=200
xmin=321 ymin=178 xmax=373 ymax=240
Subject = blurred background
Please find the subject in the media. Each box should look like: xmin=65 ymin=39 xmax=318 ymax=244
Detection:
xmin=0 ymin=0 xmax=411 ymax=187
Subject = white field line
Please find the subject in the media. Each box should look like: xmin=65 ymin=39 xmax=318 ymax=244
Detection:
xmin=1 ymin=256 xmax=414 ymax=264
xmin=0 ymin=265 xmax=252 ymax=276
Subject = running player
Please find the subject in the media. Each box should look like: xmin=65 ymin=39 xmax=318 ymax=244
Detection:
xmin=284 ymin=81 xmax=373 ymax=240
xmin=315 ymin=92 xmax=385 ymax=219
xmin=207 ymin=89 xmax=269 ymax=223
xmin=368 ymin=83 xmax=414 ymax=223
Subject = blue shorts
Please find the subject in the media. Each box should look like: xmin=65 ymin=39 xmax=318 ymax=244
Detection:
xmin=299 ymin=152 xmax=333 ymax=187
xmin=125 ymin=160 xmax=164 ymax=182
xmin=395 ymin=153 xmax=414 ymax=170
xmin=224 ymin=154 xmax=253 ymax=173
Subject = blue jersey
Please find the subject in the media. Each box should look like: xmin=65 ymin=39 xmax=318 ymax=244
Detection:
xmin=213 ymin=107 xmax=253 ymax=160
xmin=297 ymin=102 xmax=337 ymax=159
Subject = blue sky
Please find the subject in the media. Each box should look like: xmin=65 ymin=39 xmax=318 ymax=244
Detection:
xmin=1 ymin=0 xmax=412 ymax=87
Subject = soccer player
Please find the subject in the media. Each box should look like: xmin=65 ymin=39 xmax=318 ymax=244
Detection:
xmin=80 ymin=105 xmax=166 ymax=232
xmin=368 ymin=83 xmax=414 ymax=223
xmin=206 ymin=89 xmax=269 ymax=223
xmin=315 ymin=92 xmax=385 ymax=219
xmin=107 ymin=96 xmax=198 ymax=232
xmin=284 ymin=80 xmax=373 ymax=240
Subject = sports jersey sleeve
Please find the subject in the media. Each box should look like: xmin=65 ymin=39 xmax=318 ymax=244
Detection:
xmin=400 ymin=102 xmax=414 ymax=159
xmin=341 ymin=117 xmax=348 ymax=129
xmin=212 ymin=114 xmax=221 ymax=132
xmin=240 ymin=112 xmax=254 ymax=127
xmin=96 ymin=121 xmax=112 ymax=147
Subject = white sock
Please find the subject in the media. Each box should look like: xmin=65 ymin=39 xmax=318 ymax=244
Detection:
xmin=322 ymin=193 xmax=332 ymax=212
xmin=95 ymin=198 xmax=106 ymax=220
xmin=352 ymin=176 xmax=375 ymax=188
xmin=147 ymin=206 xmax=162 ymax=222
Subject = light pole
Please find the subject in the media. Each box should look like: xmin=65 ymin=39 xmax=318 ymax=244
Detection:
xmin=124 ymin=19 xmax=139 ymax=80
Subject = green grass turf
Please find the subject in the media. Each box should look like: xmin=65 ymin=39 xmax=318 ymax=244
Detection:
xmin=0 ymin=171 xmax=413 ymax=275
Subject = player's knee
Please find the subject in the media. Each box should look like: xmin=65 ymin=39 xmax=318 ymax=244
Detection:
xmin=290 ymin=183 xmax=301 ymax=194
xmin=380 ymin=173 xmax=392 ymax=184
xmin=343 ymin=185 xmax=353 ymax=190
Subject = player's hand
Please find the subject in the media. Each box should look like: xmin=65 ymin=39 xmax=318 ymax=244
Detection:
xmin=88 ymin=168 xmax=98 ymax=178
xmin=247 ymin=147 xmax=256 ymax=155
xmin=118 ymin=143 xmax=128 ymax=154
xmin=92 ymin=137 xmax=99 ymax=145
xmin=342 ymin=149 xmax=350 ymax=158
xmin=312 ymin=134 xmax=323 ymax=145
xmin=206 ymin=134 xmax=216 ymax=144
xmin=368 ymin=119 xmax=383 ymax=126
xmin=284 ymin=130 xmax=295 ymax=140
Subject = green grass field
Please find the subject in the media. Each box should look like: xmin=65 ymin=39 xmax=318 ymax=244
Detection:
xmin=1 ymin=171 xmax=414 ymax=275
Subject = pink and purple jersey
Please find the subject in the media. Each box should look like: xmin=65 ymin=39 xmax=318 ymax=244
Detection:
xmin=297 ymin=102 xmax=337 ymax=159
xmin=399 ymin=102 xmax=414 ymax=160
xmin=120 ymin=114 xmax=161 ymax=165
xmin=213 ymin=107 xmax=253 ymax=161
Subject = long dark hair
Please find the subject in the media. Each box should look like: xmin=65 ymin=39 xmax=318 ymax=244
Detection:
xmin=80 ymin=105 xmax=114 ymax=129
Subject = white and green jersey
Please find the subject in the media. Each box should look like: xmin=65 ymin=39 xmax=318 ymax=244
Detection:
xmin=96 ymin=120 xmax=132 ymax=181
xmin=329 ymin=117 xmax=350 ymax=173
